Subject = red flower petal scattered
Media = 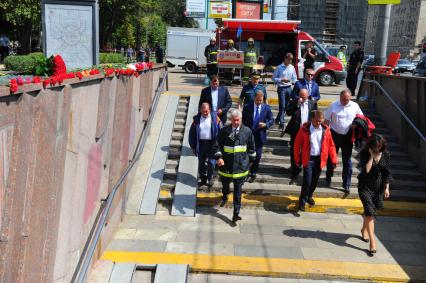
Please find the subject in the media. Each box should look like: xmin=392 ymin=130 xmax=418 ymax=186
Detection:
xmin=76 ymin=71 xmax=83 ymax=80
xmin=43 ymin=79 xmax=50 ymax=88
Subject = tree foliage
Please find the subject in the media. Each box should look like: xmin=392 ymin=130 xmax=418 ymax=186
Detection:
xmin=0 ymin=0 xmax=197 ymax=54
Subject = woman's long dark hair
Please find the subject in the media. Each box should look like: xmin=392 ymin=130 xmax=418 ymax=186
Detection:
xmin=363 ymin=134 xmax=387 ymax=153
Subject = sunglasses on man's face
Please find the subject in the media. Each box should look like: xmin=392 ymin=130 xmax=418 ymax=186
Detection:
xmin=306 ymin=73 xmax=315 ymax=76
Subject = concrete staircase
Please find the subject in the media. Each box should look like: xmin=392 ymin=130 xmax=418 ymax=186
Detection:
xmin=161 ymin=102 xmax=426 ymax=202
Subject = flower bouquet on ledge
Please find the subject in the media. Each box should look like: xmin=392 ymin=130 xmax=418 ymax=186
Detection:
xmin=7 ymin=54 xmax=155 ymax=94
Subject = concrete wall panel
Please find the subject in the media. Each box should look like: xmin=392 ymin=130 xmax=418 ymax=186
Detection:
xmin=0 ymin=66 xmax=166 ymax=282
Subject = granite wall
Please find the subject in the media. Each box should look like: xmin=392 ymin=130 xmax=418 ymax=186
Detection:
xmin=0 ymin=66 xmax=167 ymax=282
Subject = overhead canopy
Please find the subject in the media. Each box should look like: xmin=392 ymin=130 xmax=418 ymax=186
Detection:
xmin=222 ymin=19 xmax=301 ymax=33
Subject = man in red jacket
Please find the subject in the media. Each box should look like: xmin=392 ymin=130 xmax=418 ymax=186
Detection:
xmin=294 ymin=110 xmax=337 ymax=211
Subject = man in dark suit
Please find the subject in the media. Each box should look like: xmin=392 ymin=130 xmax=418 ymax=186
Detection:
xmin=199 ymin=74 xmax=232 ymax=124
xmin=189 ymin=103 xmax=222 ymax=187
xmin=285 ymin=88 xmax=318 ymax=183
xmin=291 ymin=68 xmax=321 ymax=101
xmin=242 ymin=91 xmax=274 ymax=182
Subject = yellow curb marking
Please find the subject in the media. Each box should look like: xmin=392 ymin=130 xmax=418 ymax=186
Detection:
xmin=159 ymin=189 xmax=426 ymax=217
xmin=102 ymin=251 xmax=425 ymax=282
xmin=162 ymin=92 xmax=334 ymax=107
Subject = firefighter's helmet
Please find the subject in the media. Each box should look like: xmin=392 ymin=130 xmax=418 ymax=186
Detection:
xmin=227 ymin=39 xmax=234 ymax=45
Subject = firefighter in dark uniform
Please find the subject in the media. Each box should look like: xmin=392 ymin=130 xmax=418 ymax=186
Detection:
xmin=214 ymin=109 xmax=256 ymax=224
xmin=205 ymin=37 xmax=218 ymax=79
xmin=243 ymin=37 xmax=259 ymax=80
xmin=346 ymin=41 xmax=364 ymax=97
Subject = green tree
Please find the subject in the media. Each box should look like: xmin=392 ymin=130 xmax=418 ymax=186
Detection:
xmin=0 ymin=0 xmax=40 ymax=54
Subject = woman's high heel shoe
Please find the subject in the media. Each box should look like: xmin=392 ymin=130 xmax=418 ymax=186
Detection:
xmin=368 ymin=249 xmax=377 ymax=257
xmin=361 ymin=230 xmax=369 ymax=243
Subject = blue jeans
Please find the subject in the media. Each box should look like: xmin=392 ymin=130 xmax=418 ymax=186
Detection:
xmin=299 ymin=156 xmax=322 ymax=206
xmin=198 ymin=140 xmax=215 ymax=180
xmin=276 ymin=86 xmax=292 ymax=128
xmin=326 ymin=130 xmax=353 ymax=187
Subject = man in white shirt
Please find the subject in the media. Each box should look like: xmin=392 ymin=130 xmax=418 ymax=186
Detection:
xmin=272 ymin=53 xmax=297 ymax=132
xmin=324 ymin=89 xmax=363 ymax=193
xmin=284 ymin=89 xmax=317 ymax=182
xmin=189 ymin=103 xmax=221 ymax=187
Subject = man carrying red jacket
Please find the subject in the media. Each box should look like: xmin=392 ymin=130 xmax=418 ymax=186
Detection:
xmin=294 ymin=110 xmax=337 ymax=211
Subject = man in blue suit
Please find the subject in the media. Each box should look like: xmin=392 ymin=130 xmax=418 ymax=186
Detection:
xmin=291 ymin=68 xmax=321 ymax=101
xmin=242 ymin=91 xmax=274 ymax=182
xmin=199 ymin=74 xmax=233 ymax=124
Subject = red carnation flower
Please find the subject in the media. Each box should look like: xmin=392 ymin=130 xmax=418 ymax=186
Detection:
xmin=32 ymin=76 xmax=42 ymax=83
xmin=52 ymin=55 xmax=67 ymax=76
xmin=9 ymin=79 xmax=18 ymax=93
xmin=76 ymin=72 xmax=83 ymax=80
xmin=90 ymin=69 xmax=100 ymax=75
xmin=16 ymin=77 xmax=24 ymax=85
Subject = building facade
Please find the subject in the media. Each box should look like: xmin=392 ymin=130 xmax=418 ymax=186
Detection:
xmin=364 ymin=0 xmax=426 ymax=59
xmin=287 ymin=0 xmax=368 ymax=47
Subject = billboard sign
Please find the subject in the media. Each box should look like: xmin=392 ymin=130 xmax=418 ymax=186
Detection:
xmin=210 ymin=2 xmax=231 ymax=18
xmin=186 ymin=0 xmax=206 ymax=17
xmin=236 ymin=2 xmax=261 ymax=19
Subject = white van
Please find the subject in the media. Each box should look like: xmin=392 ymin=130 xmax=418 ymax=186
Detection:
xmin=166 ymin=27 xmax=215 ymax=73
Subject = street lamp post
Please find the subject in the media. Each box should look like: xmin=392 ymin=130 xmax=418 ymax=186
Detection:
xmin=205 ymin=0 xmax=209 ymax=29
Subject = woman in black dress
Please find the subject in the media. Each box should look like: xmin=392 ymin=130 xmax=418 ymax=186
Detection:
xmin=357 ymin=134 xmax=391 ymax=256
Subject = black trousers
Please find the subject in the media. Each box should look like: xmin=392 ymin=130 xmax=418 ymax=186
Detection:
xmin=346 ymin=68 xmax=359 ymax=96
xmin=299 ymin=156 xmax=321 ymax=206
xmin=207 ymin=63 xmax=218 ymax=78
xmin=290 ymin=134 xmax=302 ymax=178
xmin=326 ymin=130 xmax=353 ymax=188
xmin=221 ymin=176 xmax=245 ymax=216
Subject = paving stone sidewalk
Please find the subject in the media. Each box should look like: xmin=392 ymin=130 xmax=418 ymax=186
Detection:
xmin=107 ymin=206 xmax=426 ymax=266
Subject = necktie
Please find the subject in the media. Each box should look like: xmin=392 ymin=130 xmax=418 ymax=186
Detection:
xmin=253 ymin=106 xmax=260 ymax=130
xmin=307 ymin=83 xmax=311 ymax=96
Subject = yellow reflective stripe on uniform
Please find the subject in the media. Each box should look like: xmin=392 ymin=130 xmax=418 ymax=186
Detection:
xmin=223 ymin=145 xmax=247 ymax=153
xmin=218 ymin=171 xmax=249 ymax=178
xmin=246 ymin=53 xmax=256 ymax=56
xmin=210 ymin=51 xmax=218 ymax=54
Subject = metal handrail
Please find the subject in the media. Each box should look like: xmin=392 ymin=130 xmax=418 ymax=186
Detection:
xmin=363 ymin=79 xmax=426 ymax=143
xmin=71 ymin=69 xmax=168 ymax=283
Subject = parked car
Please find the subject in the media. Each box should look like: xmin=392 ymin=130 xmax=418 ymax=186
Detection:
xmin=362 ymin=56 xmax=375 ymax=71
xmin=413 ymin=57 xmax=426 ymax=77
xmin=393 ymin=59 xmax=416 ymax=73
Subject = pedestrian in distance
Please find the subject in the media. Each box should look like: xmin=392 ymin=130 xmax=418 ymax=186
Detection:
xmin=294 ymin=110 xmax=337 ymax=211
xmin=357 ymin=134 xmax=391 ymax=256
xmin=285 ymin=88 xmax=318 ymax=184
xmin=0 ymin=33 xmax=10 ymax=62
xmin=144 ymin=46 xmax=151 ymax=62
xmin=272 ymin=52 xmax=297 ymax=133
xmin=199 ymin=75 xmax=232 ymax=124
xmin=302 ymin=41 xmax=317 ymax=70
xmin=346 ymin=41 xmax=364 ymax=97
xmin=155 ymin=43 xmax=164 ymax=64
xmin=213 ymin=109 xmax=256 ymax=224
xmin=138 ymin=46 xmax=145 ymax=62
xmin=189 ymin=103 xmax=222 ymax=188
xmin=126 ymin=45 xmax=134 ymax=63
xmin=242 ymin=90 xmax=274 ymax=183
xmin=325 ymin=89 xmax=363 ymax=193
xmin=291 ymin=67 xmax=321 ymax=102
xmin=239 ymin=72 xmax=267 ymax=108
xmin=204 ymin=37 xmax=218 ymax=79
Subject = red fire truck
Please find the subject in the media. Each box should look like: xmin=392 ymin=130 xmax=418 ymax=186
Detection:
xmin=218 ymin=19 xmax=346 ymax=86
